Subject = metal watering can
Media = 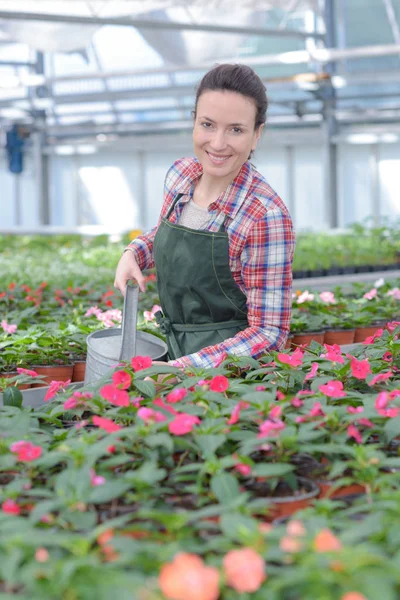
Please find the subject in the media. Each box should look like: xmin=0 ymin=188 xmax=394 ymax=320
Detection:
xmin=84 ymin=281 xmax=168 ymax=385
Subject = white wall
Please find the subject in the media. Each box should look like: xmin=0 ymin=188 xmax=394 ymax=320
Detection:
xmin=1 ymin=139 xmax=399 ymax=233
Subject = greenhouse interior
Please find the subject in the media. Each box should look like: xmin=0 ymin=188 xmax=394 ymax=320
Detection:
xmin=0 ymin=1 xmax=400 ymax=598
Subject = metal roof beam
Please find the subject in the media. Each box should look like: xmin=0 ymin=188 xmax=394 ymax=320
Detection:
xmin=0 ymin=10 xmax=323 ymax=39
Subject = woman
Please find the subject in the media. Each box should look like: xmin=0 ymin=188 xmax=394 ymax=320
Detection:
xmin=114 ymin=63 xmax=295 ymax=369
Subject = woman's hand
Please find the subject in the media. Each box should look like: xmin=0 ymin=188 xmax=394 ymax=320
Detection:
xmin=114 ymin=250 xmax=146 ymax=295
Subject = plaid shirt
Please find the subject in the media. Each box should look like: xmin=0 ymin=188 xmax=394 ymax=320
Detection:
xmin=128 ymin=157 xmax=295 ymax=369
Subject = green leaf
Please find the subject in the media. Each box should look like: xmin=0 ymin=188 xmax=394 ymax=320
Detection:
xmin=145 ymin=433 xmax=173 ymax=452
xmin=3 ymin=387 xmax=23 ymax=408
xmin=133 ymin=378 xmax=156 ymax=397
xmin=384 ymin=416 xmax=400 ymax=442
xmin=252 ymin=463 xmax=294 ymax=478
xmin=210 ymin=472 xmax=240 ymax=503
xmin=88 ymin=480 xmax=133 ymax=503
xmin=196 ymin=434 xmax=226 ymax=457
xmin=220 ymin=513 xmax=259 ymax=541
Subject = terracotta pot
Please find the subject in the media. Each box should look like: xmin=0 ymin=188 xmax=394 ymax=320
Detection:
xmin=0 ymin=372 xmax=31 ymax=391
xmin=317 ymin=480 xmax=366 ymax=499
xmin=72 ymin=361 xmax=86 ymax=382
xmin=323 ymin=329 xmax=356 ymax=345
xmin=291 ymin=331 xmax=325 ymax=348
xmin=247 ymin=476 xmax=320 ymax=522
xmin=354 ymin=326 xmax=382 ymax=343
xmin=31 ymin=364 xmax=74 ymax=387
xmin=284 ymin=335 xmax=294 ymax=349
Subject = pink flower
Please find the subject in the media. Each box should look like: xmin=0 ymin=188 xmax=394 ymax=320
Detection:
xmin=347 ymin=406 xmax=364 ymax=414
xmin=251 ymin=341 xmax=269 ymax=355
xmin=319 ymin=380 xmax=347 ymax=398
xmin=159 ymin=552 xmax=219 ymax=600
xmin=44 ymin=379 xmax=70 ymax=401
xmin=305 ymin=362 xmax=319 ymax=381
xmin=92 ymin=415 xmax=122 ymax=433
xmin=363 ymin=288 xmax=377 ymax=300
xmin=16 ymin=367 xmax=39 ymax=377
xmin=291 ymin=397 xmax=304 ymax=408
xmin=137 ymin=407 xmax=166 ymax=423
xmin=131 ymin=356 xmax=152 ymax=371
xmin=358 ymin=418 xmax=374 ymax=428
xmin=309 ymin=402 xmax=325 ymax=417
xmin=112 ymin=370 xmax=131 ymax=390
xmin=227 ymin=400 xmax=249 ymax=425
xmin=321 ymin=344 xmax=344 ymax=364
xmin=223 ymin=548 xmax=266 ymax=593
xmin=209 ymin=375 xmax=229 ymax=393
xmin=297 ymin=290 xmax=314 ymax=304
xmin=2 ymin=499 xmax=21 ymax=515
xmin=100 ymin=384 xmax=130 ymax=407
xmin=270 ymin=405 xmax=282 ymax=419
xmin=63 ymin=391 xmax=92 ymax=411
xmin=213 ymin=352 xmax=228 ymax=367
xmin=10 ymin=440 xmax=42 ymax=462
xmin=256 ymin=385 xmax=266 ymax=391
xmin=276 ymin=390 xmax=285 ymax=400
xmin=369 ymin=371 xmax=393 ymax=386
xmin=387 ymin=320 xmax=400 ymax=333
xmin=85 ymin=305 xmax=102 ymax=317
xmin=387 ymin=288 xmax=400 ymax=300
xmin=166 ymin=388 xmax=188 ymax=403
xmin=153 ymin=397 xmax=178 ymax=415
xmin=143 ymin=304 xmax=162 ymax=323
xmin=375 ymin=391 xmax=400 ymax=418
xmin=363 ymin=329 xmax=384 ymax=345
xmin=277 ymin=348 xmax=304 ymax=368
xmin=90 ymin=469 xmax=105 ymax=486
xmin=258 ymin=419 xmax=286 ymax=438
xmin=350 ymin=357 xmax=371 ymax=380
xmin=234 ymin=462 xmax=252 ymax=476
xmin=319 ymin=291 xmax=336 ymax=304
xmin=1 ymin=319 xmax=17 ymax=334
xmin=35 ymin=548 xmax=49 ymax=563
xmin=347 ymin=424 xmax=362 ymax=443
xmin=168 ymin=413 xmax=200 ymax=435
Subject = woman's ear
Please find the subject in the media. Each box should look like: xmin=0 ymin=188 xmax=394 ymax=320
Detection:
xmin=252 ymin=123 xmax=264 ymax=151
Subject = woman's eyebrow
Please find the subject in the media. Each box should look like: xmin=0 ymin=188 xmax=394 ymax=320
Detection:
xmin=199 ymin=115 xmax=247 ymax=127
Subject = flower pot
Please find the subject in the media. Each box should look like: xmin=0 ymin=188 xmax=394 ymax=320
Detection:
xmin=354 ymin=326 xmax=382 ymax=343
xmin=317 ymin=480 xmax=366 ymax=499
xmin=72 ymin=361 xmax=86 ymax=382
xmin=291 ymin=331 xmax=324 ymax=348
xmin=31 ymin=364 xmax=74 ymax=387
xmin=323 ymin=329 xmax=355 ymax=345
xmin=284 ymin=335 xmax=294 ymax=349
xmin=0 ymin=372 xmax=31 ymax=391
xmin=245 ymin=476 xmax=320 ymax=521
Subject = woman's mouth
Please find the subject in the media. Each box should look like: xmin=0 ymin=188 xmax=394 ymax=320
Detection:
xmin=206 ymin=151 xmax=232 ymax=165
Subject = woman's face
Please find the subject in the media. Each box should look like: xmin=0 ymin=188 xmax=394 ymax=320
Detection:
xmin=193 ymin=90 xmax=263 ymax=184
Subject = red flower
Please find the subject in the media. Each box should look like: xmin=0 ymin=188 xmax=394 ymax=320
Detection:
xmin=318 ymin=380 xmax=346 ymax=398
xmin=166 ymin=388 xmax=188 ymax=403
xmin=131 ymin=356 xmax=152 ymax=371
xmin=350 ymin=357 xmax=371 ymax=380
xmin=100 ymin=384 xmax=130 ymax=407
xmin=213 ymin=352 xmax=228 ymax=367
xmin=251 ymin=341 xmax=269 ymax=355
xmin=363 ymin=329 xmax=384 ymax=345
xmin=168 ymin=413 xmax=200 ymax=435
xmin=305 ymin=362 xmax=319 ymax=381
xmin=10 ymin=440 xmax=42 ymax=462
xmin=227 ymin=400 xmax=249 ymax=425
xmin=16 ymin=367 xmax=39 ymax=378
xmin=369 ymin=371 xmax=393 ymax=386
xmin=92 ymin=415 xmax=122 ymax=433
xmin=112 ymin=370 xmax=132 ymax=390
xmin=347 ymin=424 xmax=362 ymax=443
xmin=44 ymin=380 xmax=70 ymax=401
xmin=320 ymin=344 xmax=344 ymax=364
xmin=209 ymin=375 xmax=229 ymax=392
xmin=154 ymin=397 xmax=178 ymax=415
xmin=277 ymin=348 xmax=304 ymax=367
xmin=137 ymin=407 xmax=166 ymax=423
xmin=2 ymin=499 xmax=21 ymax=515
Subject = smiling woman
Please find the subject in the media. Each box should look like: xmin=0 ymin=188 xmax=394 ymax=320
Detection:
xmin=114 ymin=63 xmax=296 ymax=370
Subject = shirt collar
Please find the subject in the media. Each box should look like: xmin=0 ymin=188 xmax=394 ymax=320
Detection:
xmin=173 ymin=159 xmax=253 ymax=219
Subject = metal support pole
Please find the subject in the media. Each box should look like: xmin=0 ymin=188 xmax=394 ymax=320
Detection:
xmin=321 ymin=0 xmax=339 ymax=228
xmin=137 ymin=151 xmax=147 ymax=230
xmin=14 ymin=174 xmax=21 ymax=226
xmin=285 ymin=145 xmax=296 ymax=224
xmin=33 ymin=129 xmax=49 ymax=225
xmin=370 ymin=144 xmax=380 ymax=226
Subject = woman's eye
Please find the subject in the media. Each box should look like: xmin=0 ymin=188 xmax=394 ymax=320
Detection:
xmin=201 ymin=122 xmax=212 ymax=128
xmin=232 ymin=127 xmax=242 ymax=134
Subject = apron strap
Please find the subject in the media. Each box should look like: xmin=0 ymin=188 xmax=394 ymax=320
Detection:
xmin=165 ymin=193 xmax=184 ymax=220
xmin=155 ymin=311 xmax=247 ymax=334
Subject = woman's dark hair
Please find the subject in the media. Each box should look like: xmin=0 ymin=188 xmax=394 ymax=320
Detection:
xmin=194 ymin=63 xmax=268 ymax=130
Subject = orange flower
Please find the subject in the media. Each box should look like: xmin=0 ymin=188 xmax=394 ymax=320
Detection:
xmin=35 ymin=548 xmax=49 ymax=562
xmin=314 ymin=529 xmax=342 ymax=552
xmin=223 ymin=547 xmax=266 ymax=593
xmin=286 ymin=520 xmax=306 ymax=537
xmin=279 ymin=536 xmax=303 ymax=553
xmin=341 ymin=593 xmax=368 ymax=600
xmin=159 ymin=553 xmax=220 ymax=600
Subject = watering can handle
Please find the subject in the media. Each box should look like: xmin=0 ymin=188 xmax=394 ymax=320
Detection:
xmin=119 ymin=280 xmax=139 ymax=362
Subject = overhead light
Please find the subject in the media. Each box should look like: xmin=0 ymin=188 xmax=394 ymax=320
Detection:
xmin=20 ymin=73 xmax=46 ymax=87
xmin=0 ymin=75 xmax=20 ymax=89
xmin=76 ymin=145 xmax=97 ymax=155
xmin=33 ymin=98 xmax=54 ymax=110
xmin=277 ymin=50 xmax=310 ymax=65
xmin=96 ymin=133 xmax=108 ymax=142
xmin=297 ymin=81 xmax=319 ymax=91
xmin=346 ymin=133 xmax=379 ymax=144
xmin=380 ymin=133 xmax=398 ymax=143
xmin=331 ymin=75 xmax=347 ymax=88
xmin=54 ymin=145 xmax=74 ymax=155
xmin=0 ymin=107 xmax=27 ymax=119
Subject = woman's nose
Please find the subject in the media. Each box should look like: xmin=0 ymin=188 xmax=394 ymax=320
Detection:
xmin=210 ymin=130 xmax=227 ymax=151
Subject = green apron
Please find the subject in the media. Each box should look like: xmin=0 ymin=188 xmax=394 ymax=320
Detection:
xmin=153 ymin=193 xmax=248 ymax=360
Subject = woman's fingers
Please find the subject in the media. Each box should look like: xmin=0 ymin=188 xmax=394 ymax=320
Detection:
xmin=114 ymin=252 xmax=146 ymax=295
